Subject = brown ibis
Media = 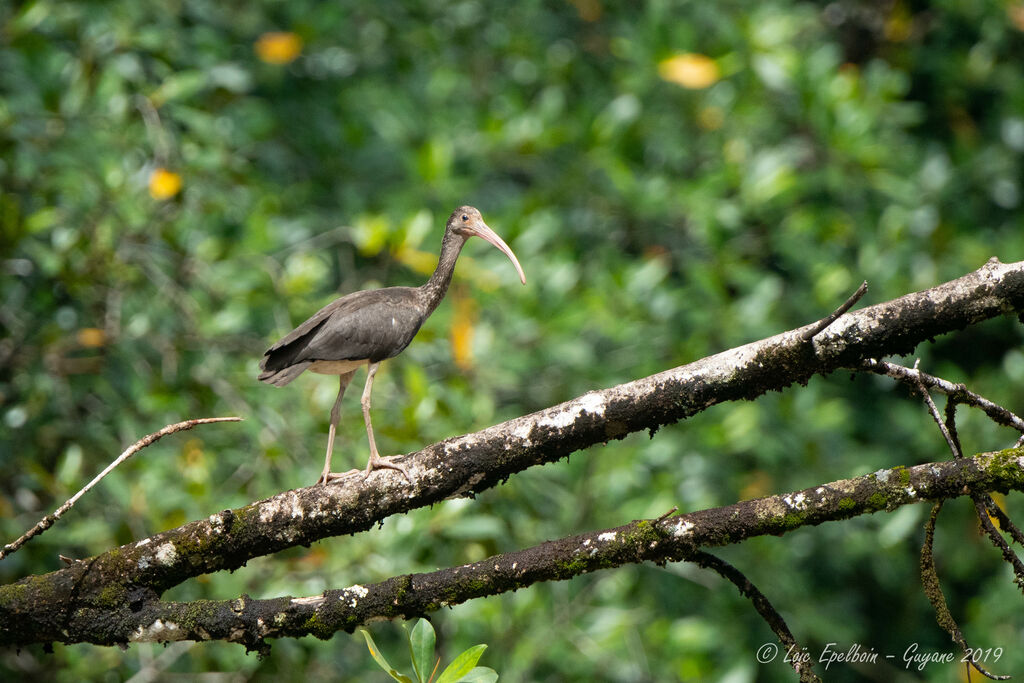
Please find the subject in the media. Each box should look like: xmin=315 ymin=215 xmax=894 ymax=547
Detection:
xmin=259 ymin=206 xmax=526 ymax=485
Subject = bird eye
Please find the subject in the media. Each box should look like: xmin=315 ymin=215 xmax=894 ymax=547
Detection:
xmin=461 ymin=214 xmax=468 ymax=221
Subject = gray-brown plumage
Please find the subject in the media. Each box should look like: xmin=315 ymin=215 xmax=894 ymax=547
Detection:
xmin=259 ymin=206 xmax=526 ymax=485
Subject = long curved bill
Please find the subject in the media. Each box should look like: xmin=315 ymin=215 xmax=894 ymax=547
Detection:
xmin=467 ymin=220 xmax=527 ymax=285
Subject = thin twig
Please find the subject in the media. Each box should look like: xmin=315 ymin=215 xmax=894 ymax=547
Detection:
xmin=984 ymin=498 xmax=1024 ymax=547
xmin=0 ymin=417 xmax=242 ymax=561
xmin=942 ymin=398 xmax=965 ymax=459
xmin=879 ymin=358 xmax=1021 ymax=676
xmin=801 ymin=280 xmax=868 ymax=340
xmin=911 ymin=359 xmax=962 ymax=459
xmin=921 ymin=503 xmax=1010 ymax=680
xmin=655 ymin=506 xmax=679 ymax=525
xmin=972 ymin=495 xmax=1024 ymax=595
xmin=691 ymin=551 xmax=821 ymax=683
xmin=860 ymin=359 xmax=1024 ymax=438
xmin=136 ymin=95 xmax=171 ymax=166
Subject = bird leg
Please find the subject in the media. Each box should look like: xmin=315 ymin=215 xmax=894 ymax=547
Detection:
xmin=319 ymin=371 xmax=356 ymax=485
xmin=360 ymin=362 xmax=413 ymax=483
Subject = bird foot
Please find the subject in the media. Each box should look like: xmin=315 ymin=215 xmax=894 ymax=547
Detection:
xmin=364 ymin=454 xmax=414 ymax=484
xmin=317 ymin=468 xmax=362 ymax=485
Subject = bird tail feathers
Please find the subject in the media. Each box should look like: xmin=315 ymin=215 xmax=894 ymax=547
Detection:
xmin=258 ymin=361 xmax=311 ymax=387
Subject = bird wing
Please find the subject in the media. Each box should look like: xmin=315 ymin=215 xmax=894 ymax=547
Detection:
xmin=259 ymin=287 xmax=427 ymax=376
xmin=263 ymin=292 xmax=360 ymax=354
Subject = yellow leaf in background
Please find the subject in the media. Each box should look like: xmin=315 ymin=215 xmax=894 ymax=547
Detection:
xmin=148 ymin=168 xmax=182 ymax=200
xmin=884 ymin=2 xmax=913 ymax=42
xmin=1009 ymin=5 xmax=1024 ymax=32
xmin=256 ymin=32 xmax=303 ymax=64
xmin=987 ymin=492 xmax=1007 ymax=529
xmin=181 ymin=438 xmax=209 ymax=485
xmin=297 ymin=546 xmax=328 ymax=569
xmin=739 ymin=470 xmax=774 ymax=501
xmin=76 ymin=328 xmax=106 ymax=348
xmin=350 ymin=213 xmax=390 ymax=256
xmin=450 ymin=292 xmax=477 ymax=371
xmin=658 ymin=53 xmax=721 ymax=89
xmin=395 ymin=247 xmax=438 ymax=276
xmin=183 ymin=438 xmax=205 ymax=465
xmin=568 ymin=0 xmax=602 ymax=22
xmin=697 ymin=105 xmax=725 ymax=131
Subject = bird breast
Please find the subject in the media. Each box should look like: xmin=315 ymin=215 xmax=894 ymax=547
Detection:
xmin=309 ymin=358 xmax=367 ymax=375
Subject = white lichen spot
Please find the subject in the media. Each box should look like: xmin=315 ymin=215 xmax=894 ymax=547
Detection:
xmin=137 ymin=538 xmax=152 ymax=546
xmin=875 ymin=469 xmax=891 ymax=483
xmin=539 ymin=392 xmax=607 ymax=430
xmin=512 ymin=421 xmax=533 ymax=446
xmin=289 ymin=493 xmax=304 ymax=519
xmin=597 ymin=532 xmax=617 ymax=542
xmin=905 ymin=486 xmax=917 ymax=498
xmin=341 ymin=584 xmax=370 ymax=608
xmin=130 ymin=619 xmax=182 ymax=642
xmin=155 ymin=542 xmax=177 ymax=565
xmin=672 ymin=520 xmax=695 ymax=538
xmin=444 ymin=432 xmax=481 ymax=457
xmin=783 ymin=493 xmax=807 ymax=510
xmin=582 ymin=539 xmax=591 ymax=547
xmin=291 ymin=596 xmax=326 ymax=606
xmin=259 ymin=491 xmax=304 ymax=524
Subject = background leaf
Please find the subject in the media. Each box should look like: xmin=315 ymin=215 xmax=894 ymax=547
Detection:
xmin=457 ymin=668 xmax=498 ymax=683
xmin=409 ymin=618 xmax=436 ymax=683
xmin=359 ymin=628 xmax=413 ymax=683
xmin=435 ymin=645 xmax=487 ymax=683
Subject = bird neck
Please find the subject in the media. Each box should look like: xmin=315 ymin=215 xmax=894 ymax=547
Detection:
xmin=419 ymin=229 xmax=467 ymax=315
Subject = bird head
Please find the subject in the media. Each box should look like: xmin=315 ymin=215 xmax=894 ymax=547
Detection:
xmin=449 ymin=206 xmax=527 ymax=285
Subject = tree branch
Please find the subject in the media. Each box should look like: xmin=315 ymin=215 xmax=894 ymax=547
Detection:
xmin=800 ymin=280 xmax=868 ymax=341
xmin=688 ymin=550 xmax=823 ymax=683
xmin=860 ymin=358 xmax=1024 ymax=436
xmin=3 ymin=259 xmax=1024 ymax=649
xmin=4 ymin=448 xmax=1023 ymax=648
xmin=0 ymin=417 xmax=242 ymax=561
xmin=920 ymin=502 xmax=1011 ymax=680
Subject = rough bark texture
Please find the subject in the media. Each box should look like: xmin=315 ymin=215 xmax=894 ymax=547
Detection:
xmin=4 ymin=449 xmax=1022 ymax=649
xmin=2 ymin=258 xmax=1023 ymax=649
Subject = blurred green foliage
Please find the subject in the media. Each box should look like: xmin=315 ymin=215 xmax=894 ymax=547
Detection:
xmin=2 ymin=0 xmax=1024 ymax=680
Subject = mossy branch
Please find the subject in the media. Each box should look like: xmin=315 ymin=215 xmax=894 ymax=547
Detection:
xmin=3 ymin=259 xmax=1024 ymax=652
xmin=3 ymin=448 xmax=1023 ymax=649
